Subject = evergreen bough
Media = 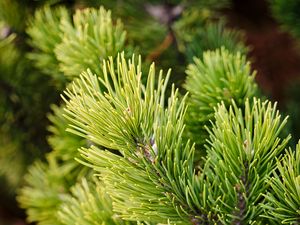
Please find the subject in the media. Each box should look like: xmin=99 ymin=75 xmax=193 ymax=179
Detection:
xmin=17 ymin=104 xmax=90 ymax=225
xmin=185 ymin=21 xmax=248 ymax=62
xmin=63 ymin=54 xmax=192 ymax=223
xmin=19 ymin=49 xmax=300 ymax=225
xmin=0 ymin=1 xmax=298 ymax=224
xmin=55 ymin=7 xmax=126 ymax=78
xmin=58 ymin=178 xmax=134 ymax=225
xmin=27 ymin=6 xmax=69 ymax=85
xmin=204 ymin=99 xmax=290 ymax=223
xmin=18 ymin=160 xmax=68 ymax=225
xmin=263 ymin=143 xmax=300 ymax=223
xmin=27 ymin=6 xmax=127 ymax=88
xmin=184 ymin=48 xmax=257 ymax=147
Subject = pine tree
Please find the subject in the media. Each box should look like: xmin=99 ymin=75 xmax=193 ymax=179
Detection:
xmin=0 ymin=0 xmax=300 ymax=224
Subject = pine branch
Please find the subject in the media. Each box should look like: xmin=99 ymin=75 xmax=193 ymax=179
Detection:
xmin=27 ymin=6 xmax=127 ymax=88
xmin=55 ymin=7 xmax=126 ymax=79
xmin=263 ymin=143 xmax=300 ymax=223
xmin=17 ymin=159 xmax=67 ymax=225
xmin=63 ymin=53 xmax=196 ymax=224
xmin=58 ymin=178 xmax=134 ymax=225
xmin=184 ymin=48 xmax=258 ymax=148
xmin=203 ymin=98 xmax=290 ymax=223
xmin=18 ymin=104 xmax=90 ymax=224
xmin=27 ymin=5 xmax=69 ymax=87
xmin=48 ymin=104 xmax=87 ymax=162
xmin=12 ymin=2 xmax=300 ymax=225
xmin=185 ymin=21 xmax=248 ymax=63
xmin=0 ymin=18 xmax=63 ymax=196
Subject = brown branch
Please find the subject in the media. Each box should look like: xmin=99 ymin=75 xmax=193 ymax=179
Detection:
xmin=146 ymin=32 xmax=174 ymax=62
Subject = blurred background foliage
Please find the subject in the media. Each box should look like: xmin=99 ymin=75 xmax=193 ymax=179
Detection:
xmin=1 ymin=0 xmax=300 ymax=224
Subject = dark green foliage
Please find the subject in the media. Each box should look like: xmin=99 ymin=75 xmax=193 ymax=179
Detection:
xmin=18 ymin=160 xmax=67 ymax=225
xmin=0 ymin=26 xmax=59 ymax=194
xmin=0 ymin=0 xmax=27 ymax=31
xmin=0 ymin=135 xmax=25 ymax=194
xmin=270 ymin=0 xmax=300 ymax=38
xmin=185 ymin=21 xmax=248 ymax=62
xmin=92 ymin=0 xmax=230 ymax=84
xmin=18 ymin=104 xmax=90 ymax=224
xmin=283 ymin=80 xmax=300 ymax=147
xmin=27 ymin=6 xmax=69 ymax=87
